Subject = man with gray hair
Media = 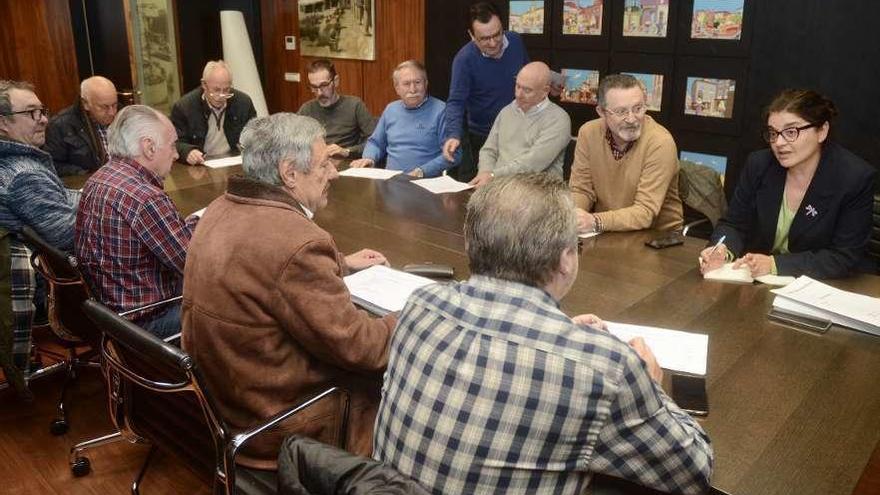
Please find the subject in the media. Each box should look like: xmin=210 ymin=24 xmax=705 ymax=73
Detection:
xmin=182 ymin=113 xmax=395 ymax=492
xmin=44 ymin=75 xmax=118 ymax=176
xmin=375 ymin=173 xmax=713 ymax=494
xmin=0 ymin=80 xmax=79 ymax=393
xmin=570 ymin=73 xmax=683 ymax=233
xmin=350 ymin=60 xmax=459 ymax=177
xmin=76 ymin=104 xmax=195 ymax=338
xmin=170 ymin=59 xmax=257 ymax=165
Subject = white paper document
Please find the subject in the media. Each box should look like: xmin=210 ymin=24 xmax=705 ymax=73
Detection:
xmin=339 ymin=168 xmax=402 ymax=180
xmin=203 ymin=155 xmax=243 ymax=168
xmin=771 ymin=276 xmax=880 ymax=336
xmin=578 ymin=231 xmax=600 ymax=239
xmin=343 ymin=265 xmax=436 ymax=315
xmin=703 ymin=262 xmax=753 ymax=284
xmin=411 ymin=175 xmax=474 ymax=194
xmin=754 ymin=274 xmax=796 ymax=286
xmin=605 ymin=322 xmax=709 ymax=376
xmin=191 ymin=207 xmax=207 ymax=218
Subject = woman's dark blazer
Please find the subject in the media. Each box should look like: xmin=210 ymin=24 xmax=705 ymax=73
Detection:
xmin=711 ymin=142 xmax=876 ymax=279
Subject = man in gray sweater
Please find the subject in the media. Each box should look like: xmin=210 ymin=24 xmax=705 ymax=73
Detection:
xmin=470 ymin=62 xmax=571 ymax=187
xmin=298 ymin=59 xmax=376 ymax=159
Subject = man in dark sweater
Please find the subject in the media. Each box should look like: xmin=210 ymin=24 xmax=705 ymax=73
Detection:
xmin=170 ymin=60 xmax=256 ymax=165
xmin=44 ymin=76 xmax=118 ymax=176
xmin=441 ymin=2 xmax=529 ymax=182
xmin=298 ymin=59 xmax=376 ymax=159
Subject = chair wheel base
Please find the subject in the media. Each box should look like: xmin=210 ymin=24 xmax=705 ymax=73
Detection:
xmin=71 ymin=457 xmax=91 ymax=477
xmin=50 ymin=419 xmax=69 ymax=436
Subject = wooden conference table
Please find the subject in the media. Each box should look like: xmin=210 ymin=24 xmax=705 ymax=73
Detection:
xmin=66 ymin=163 xmax=880 ymax=495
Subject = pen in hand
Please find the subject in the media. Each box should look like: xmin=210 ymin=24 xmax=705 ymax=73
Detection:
xmin=699 ymin=235 xmax=726 ymax=267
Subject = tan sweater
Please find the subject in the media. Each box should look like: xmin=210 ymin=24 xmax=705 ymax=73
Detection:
xmin=569 ymin=115 xmax=683 ymax=232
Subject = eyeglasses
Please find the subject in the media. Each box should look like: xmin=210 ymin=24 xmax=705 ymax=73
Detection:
xmin=308 ymin=80 xmax=334 ymax=92
xmin=2 ymin=107 xmax=49 ymax=121
xmin=474 ymin=29 xmax=504 ymax=44
xmin=604 ymin=104 xmax=646 ymax=119
xmin=207 ymin=89 xmax=234 ymax=100
xmin=762 ymin=123 xmax=816 ymax=143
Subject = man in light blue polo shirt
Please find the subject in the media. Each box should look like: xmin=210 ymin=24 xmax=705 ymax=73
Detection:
xmin=350 ymin=60 xmax=459 ymax=178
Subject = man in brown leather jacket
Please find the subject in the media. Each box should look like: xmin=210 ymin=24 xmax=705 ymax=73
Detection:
xmin=181 ymin=113 xmax=395 ymax=494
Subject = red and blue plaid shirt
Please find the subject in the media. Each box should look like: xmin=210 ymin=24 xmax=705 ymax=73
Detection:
xmin=75 ymin=157 xmax=196 ymax=320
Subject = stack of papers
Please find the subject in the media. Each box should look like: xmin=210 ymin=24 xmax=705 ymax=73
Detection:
xmin=339 ymin=168 xmax=402 ymax=180
xmin=605 ymin=322 xmax=708 ymax=376
xmin=411 ymin=175 xmax=473 ymax=194
xmin=343 ymin=265 xmax=436 ymax=315
xmin=203 ymin=155 xmax=243 ymax=168
xmin=771 ymin=276 xmax=880 ymax=336
xmin=704 ymin=263 xmax=796 ymax=286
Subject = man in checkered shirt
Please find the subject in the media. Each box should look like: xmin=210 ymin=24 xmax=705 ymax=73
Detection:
xmin=374 ymin=173 xmax=713 ymax=494
xmin=76 ymin=105 xmax=195 ymax=339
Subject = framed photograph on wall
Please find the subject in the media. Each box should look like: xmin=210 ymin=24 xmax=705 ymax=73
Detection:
xmin=299 ymin=0 xmax=375 ymax=60
xmin=672 ymin=56 xmax=747 ymax=135
xmin=609 ymin=53 xmax=674 ymax=123
xmin=611 ymin=0 xmax=678 ymax=53
xmin=552 ymin=51 xmax=608 ymax=131
xmin=674 ymin=131 xmax=741 ymax=196
xmin=502 ymin=0 xmax=552 ymax=48
xmin=677 ymin=0 xmax=754 ymax=56
xmin=551 ymin=0 xmax=611 ymax=50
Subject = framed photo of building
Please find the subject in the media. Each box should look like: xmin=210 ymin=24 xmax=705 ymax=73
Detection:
xmin=553 ymin=51 xmax=608 ymax=130
xmin=677 ymin=0 xmax=753 ymax=56
xmin=610 ymin=53 xmax=673 ymax=123
xmin=551 ymin=0 xmax=611 ymax=50
xmin=672 ymin=57 xmax=747 ymax=135
xmin=298 ymin=0 xmax=375 ymax=60
xmin=127 ymin=0 xmax=182 ymax=115
xmin=611 ymin=0 xmax=678 ymax=53
xmin=502 ymin=0 xmax=551 ymax=47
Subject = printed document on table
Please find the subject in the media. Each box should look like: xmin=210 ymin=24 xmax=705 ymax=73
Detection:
xmin=192 ymin=207 xmax=207 ymax=218
xmin=339 ymin=168 xmax=402 ymax=180
xmin=343 ymin=265 xmax=435 ymax=315
xmin=605 ymin=322 xmax=709 ymax=376
xmin=578 ymin=232 xmax=600 ymax=239
xmin=411 ymin=175 xmax=474 ymax=194
xmin=772 ymin=276 xmax=880 ymax=330
xmin=203 ymin=155 xmax=243 ymax=168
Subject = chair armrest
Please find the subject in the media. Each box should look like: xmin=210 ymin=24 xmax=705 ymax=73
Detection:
xmin=227 ymin=386 xmax=350 ymax=459
xmin=118 ymin=295 xmax=183 ymax=318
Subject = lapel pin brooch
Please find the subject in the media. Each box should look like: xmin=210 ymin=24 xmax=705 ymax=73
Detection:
xmin=805 ymin=204 xmax=818 ymax=217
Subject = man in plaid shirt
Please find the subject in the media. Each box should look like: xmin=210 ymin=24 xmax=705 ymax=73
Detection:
xmin=374 ymin=173 xmax=713 ymax=494
xmin=76 ymin=105 xmax=195 ymax=338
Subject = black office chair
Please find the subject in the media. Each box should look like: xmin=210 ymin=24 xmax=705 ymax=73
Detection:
xmin=870 ymin=193 xmax=880 ymax=273
xmin=17 ymin=226 xmax=101 ymax=435
xmin=79 ymin=299 xmax=350 ymax=494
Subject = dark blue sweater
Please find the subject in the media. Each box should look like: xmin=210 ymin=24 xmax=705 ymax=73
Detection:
xmin=443 ymin=32 xmax=529 ymax=139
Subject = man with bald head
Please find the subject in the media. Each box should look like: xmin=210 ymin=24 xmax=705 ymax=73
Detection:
xmin=45 ymin=75 xmax=118 ymax=176
xmin=469 ymin=61 xmax=571 ymax=187
xmin=171 ymin=60 xmax=256 ymax=165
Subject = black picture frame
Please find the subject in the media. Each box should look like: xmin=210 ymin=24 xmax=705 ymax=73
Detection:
xmin=552 ymin=50 xmax=609 ymax=131
xmin=672 ymin=56 xmax=747 ymax=135
xmin=501 ymin=0 xmax=552 ymax=49
xmin=673 ymin=131 xmax=743 ymax=197
xmin=611 ymin=0 xmax=678 ymax=54
xmin=551 ymin=0 xmax=611 ymax=51
xmin=609 ymin=53 xmax=674 ymax=125
xmin=677 ymin=0 xmax=754 ymax=57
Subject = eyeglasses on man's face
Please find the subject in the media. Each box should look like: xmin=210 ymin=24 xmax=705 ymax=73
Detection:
xmin=2 ymin=107 xmax=49 ymax=121
xmin=474 ymin=29 xmax=504 ymax=44
xmin=604 ymin=104 xmax=647 ymax=119
xmin=762 ymin=123 xmax=816 ymax=143
xmin=308 ymin=79 xmax=335 ymax=93
xmin=207 ymin=88 xmax=234 ymax=100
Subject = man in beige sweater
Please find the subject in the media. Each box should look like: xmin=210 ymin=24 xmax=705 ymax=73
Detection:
xmin=470 ymin=62 xmax=571 ymax=187
xmin=569 ymin=74 xmax=682 ymax=232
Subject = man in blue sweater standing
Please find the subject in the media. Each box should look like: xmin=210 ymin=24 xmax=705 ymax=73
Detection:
xmin=441 ymin=2 xmax=529 ymax=182
xmin=351 ymin=60 xmax=458 ymax=177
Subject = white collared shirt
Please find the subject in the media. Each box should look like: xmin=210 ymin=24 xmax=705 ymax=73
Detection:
xmin=299 ymin=203 xmax=314 ymax=220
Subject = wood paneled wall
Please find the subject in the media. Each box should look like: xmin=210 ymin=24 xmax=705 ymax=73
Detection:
xmin=0 ymin=0 xmax=79 ymax=113
xmin=261 ymin=0 xmax=425 ymax=115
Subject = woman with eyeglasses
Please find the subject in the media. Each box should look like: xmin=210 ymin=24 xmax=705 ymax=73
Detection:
xmin=699 ymin=89 xmax=876 ymax=279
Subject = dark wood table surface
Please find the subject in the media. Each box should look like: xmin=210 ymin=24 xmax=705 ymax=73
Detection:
xmin=66 ymin=163 xmax=880 ymax=495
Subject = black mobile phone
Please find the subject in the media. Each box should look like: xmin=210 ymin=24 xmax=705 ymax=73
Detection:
xmin=671 ymin=374 xmax=709 ymax=416
xmin=645 ymin=235 xmax=684 ymax=249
